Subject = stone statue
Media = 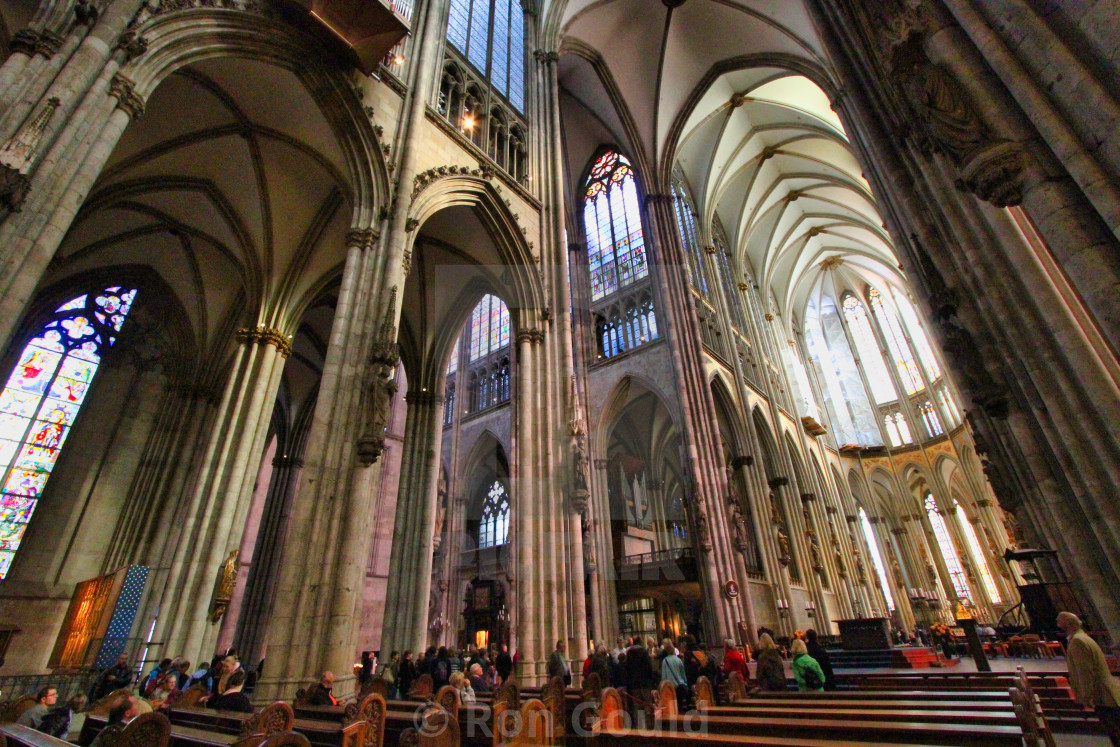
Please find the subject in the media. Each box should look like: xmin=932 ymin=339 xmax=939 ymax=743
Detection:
xmin=892 ymin=557 xmax=905 ymax=589
xmin=209 ymin=549 xmax=239 ymax=623
xmin=730 ymin=502 xmax=751 ymax=552
xmin=776 ymin=526 xmax=791 ymax=566
xmin=695 ymin=506 xmax=712 ymax=552
xmin=855 ymin=550 xmax=867 ymax=584
xmin=807 ymin=529 xmax=824 ymax=573
xmin=357 ymin=361 xmax=398 ymax=466
xmin=835 ymin=548 xmax=847 ymax=578
xmin=572 ymin=437 xmax=589 ymax=492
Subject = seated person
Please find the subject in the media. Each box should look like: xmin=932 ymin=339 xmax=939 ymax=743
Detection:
xmin=207 ymin=669 xmax=253 ymax=713
xmin=308 ymin=671 xmax=338 ymax=706
xmin=450 ymin=671 xmax=475 ymax=703
xmin=91 ymin=695 xmax=140 ymax=747
xmin=16 ymin=686 xmax=58 ymax=729
xmin=467 ymin=663 xmax=489 ymax=693
xmin=37 ymin=694 xmax=87 ymax=739
xmin=147 ymin=671 xmax=181 ymax=710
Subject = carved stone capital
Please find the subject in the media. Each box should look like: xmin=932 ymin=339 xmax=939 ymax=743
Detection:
xmin=569 ymin=487 xmax=589 ymax=514
xmin=643 ymin=193 xmax=673 ymax=209
xmin=272 ymin=455 xmax=305 ymax=469
xmin=767 ymin=476 xmax=788 ymax=489
xmin=404 ymin=391 xmax=438 ymax=406
xmin=594 ymin=459 xmax=609 ymax=470
xmin=116 ymin=30 xmax=149 ymax=61
xmin=109 ymin=74 xmax=146 ymax=119
xmin=845 ymin=514 xmax=858 ymax=523
xmin=236 ymin=325 xmax=293 ymax=357
xmin=8 ymin=29 xmax=40 ymax=56
xmin=890 ymin=526 xmax=908 ymax=535
xmin=405 ymin=217 xmax=420 ymax=231
xmin=35 ymin=30 xmax=62 ymax=58
xmin=957 ymin=140 xmax=1026 ymax=208
xmin=356 ymin=433 xmax=387 ymax=466
xmin=730 ymin=455 xmax=752 ymax=470
xmin=533 ymin=49 xmax=559 ymax=64
xmin=346 ymin=228 xmax=378 ymax=250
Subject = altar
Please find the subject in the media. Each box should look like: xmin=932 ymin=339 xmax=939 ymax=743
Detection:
xmin=836 ymin=617 xmax=892 ymax=650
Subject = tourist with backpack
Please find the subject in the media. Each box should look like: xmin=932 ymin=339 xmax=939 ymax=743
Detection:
xmin=790 ymin=639 xmax=826 ymax=692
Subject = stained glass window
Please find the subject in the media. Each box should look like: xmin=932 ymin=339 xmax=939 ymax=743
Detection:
xmin=445 ymin=0 xmax=525 ymax=112
xmin=672 ymin=177 xmax=708 ymax=296
xmin=919 ymin=400 xmax=943 ymax=437
xmin=468 ymin=294 xmax=510 ymax=362
xmin=937 ymin=385 xmax=961 ymax=426
xmin=0 ymin=287 xmax=137 ymax=579
xmin=479 ymin=480 xmax=510 ymax=548
xmin=883 ymin=411 xmax=912 ymax=447
xmin=860 ymin=507 xmax=895 ymax=611
xmin=585 ymin=152 xmax=649 ymax=302
xmin=870 ymin=288 xmax=925 ymax=395
xmin=955 ymin=502 xmax=1001 ymax=604
xmin=891 ymin=288 xmax=941 ymax=380
xmin=925 ymin=493 xmax=972 ymax=602
xmin=447 ymin=336 xmax=459 ymax=374
xmin=842 ymin=295 xmax=897 ymax=404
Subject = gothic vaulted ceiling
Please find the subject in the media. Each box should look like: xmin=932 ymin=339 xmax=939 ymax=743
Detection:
xmin=552 ymin=0 xmax=906 ymax=325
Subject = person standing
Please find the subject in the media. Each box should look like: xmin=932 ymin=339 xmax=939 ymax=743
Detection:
xmin=805 ymin=629 xmax=836 ymax=691
xmin=755 ymin=634 xmax=787 ymax=691
xmin=91 ymin=654 xmax=133 ymax=701
xmin=547 ymin=640 xmax=571 ymax=685
xmin=661 ymin=639 xmax=689 ymax=713
xmin=1058 ymin=612 xmax=1120 ymax=745
xmin=790 ymin=639 xmax=826 ymax=692
xmin=495 ymin=644 xmax=513 ymax=684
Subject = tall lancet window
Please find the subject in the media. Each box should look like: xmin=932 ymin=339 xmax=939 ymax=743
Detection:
xmin=671 ymin=174 xmax=709 ymax=296
xmin=891 ymin=288 xmax=941 ymax=380
xmin=479 ymin=480 xmax=510 ymax=548
xmin=446 ymin=0 xmax=525 ymax=111
xmin=859 ymin=507 xmax=895 ymax=611
xmin=869 ymin=288 xmax=924 ymax=394
xmin=0 ymin=287 xmax=137 ymax=578
xmin=842 ymin=295 xmax=896 ymax=404
xmin=925 ymin=493 xmax=972 ymax=603
xmin=585 ymin=151 xmax=650 ymax=301
xmin=956 ymin=501 xmax=1001 ymax=604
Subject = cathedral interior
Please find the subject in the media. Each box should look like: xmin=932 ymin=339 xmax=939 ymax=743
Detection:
xmin=0 ymin=0 xmax=1118 ymax=703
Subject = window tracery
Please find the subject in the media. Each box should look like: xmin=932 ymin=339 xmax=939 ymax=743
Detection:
xmin=955 ymin=502 xmax=1001 ymax=604
xmin=925 ymin=493 xmax=972 ymax=603
xmin=585 ymin=152 xmax=650 ymax=302
xmin=0 ymin=287 xmax=136 ymax=578
xmin=870 ymin=288 xmax=925 ymax=395
xmin=479 ymin=480 xmax=510 ymax=548
xmin=842 ymin=294 xmax=897 ymax=405
xmin=594 ymin=290 xmax=658 ymax=359
xmin=919 ymin=400 xmax=943 ymax=437
xmin=671 ymin=174 xmax=709 ymax=297
xmin=859 ymin=507 xmax=895 ymax=611
xmin=883 ymin=411 xmax=912 ymax=447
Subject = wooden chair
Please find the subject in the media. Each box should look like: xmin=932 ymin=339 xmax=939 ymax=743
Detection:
xmin=725 ymin=671 xmax=747 ymax=702
xmin=0 ymin=696 xmax=36 ymax=724
xmin=542 ymin=675 xmax=566 ymax=742
xmin=112 ymin=710 xmax=171 ymax=747
xmin=232 ymin=701 xmax=295 ymax=747
xmin=597 ymin=688 xmax=625 ymax=732
xmin=408 ymin=674 xmax=434 ymax=700
xmin=655 ymin=680 xmax=678 ymax=720
xmin=581 ymin=672 xmax=602 ymax=704
xmin=433 ymin=685 xmax=460 ymax=720
xmin=495 ymin=678 xmax=520 ymax=713
xmin=346 ymin=692 xmax=386 ymax=747
xmin=259 ymin=733 xmax=312 ymax=747
xmin=693 ymin=676 xmax=714 ymax=710
xmin=511 ymin=698 xmax=553 ymax=746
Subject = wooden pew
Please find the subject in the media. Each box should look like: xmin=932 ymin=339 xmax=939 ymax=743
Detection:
xmin=0 ymin=723 xmax=70 ymax=746
xmin=596 ymin=686 xmax=1023 ymax=747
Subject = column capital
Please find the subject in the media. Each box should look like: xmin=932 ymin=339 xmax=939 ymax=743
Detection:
xmin=404 ymin=391 xmax=441 ymax=406
xmin=730 ymin=454 xmax=753 ymax=470
xmin=272 ymin=455 xmax=305 ymax=469
xmin=346 ymin=227 xmax=378 ymax=250
xmin=767 ymin=476 xmax=789 ymax=489
xmin=8 ymin=29 xmax=40 ymax=56
xmin=236 ymin=325 xmax=293 ymax=357
xmin=115 ymin=30 xmax=149 ymax=62
xmin=533 ymin=49 xmax=559 ymax=64
xmin=643 ymin=193 xmax=674 ymax=209
xmin=890 ymin=526 xmax=908 ymax=535
xmin=35 ymin=29 xmax=62 ymax=58
xmin=109 ymin=73 xmax=146 ymax=119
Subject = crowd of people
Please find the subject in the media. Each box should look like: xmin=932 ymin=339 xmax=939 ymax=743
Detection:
xmin=365 ymin=642 xmax=518 ymax=702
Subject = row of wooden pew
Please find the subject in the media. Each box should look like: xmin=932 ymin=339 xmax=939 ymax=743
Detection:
xmin=0 ymin=665 xmax=1084 ymax=747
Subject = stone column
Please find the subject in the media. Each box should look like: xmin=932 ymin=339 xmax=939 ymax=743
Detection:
xmin=152 ymin=326 xmax=290 ymax=664
xmin=234 ymin=453 xmax=304 ymax=670
xmin=379 ymin=390 xmax=445 ymax=658
xmin=254 ymin=231 xmax=383 ymax=701
xmin=0 ymin=68 xmax=146 ymax=350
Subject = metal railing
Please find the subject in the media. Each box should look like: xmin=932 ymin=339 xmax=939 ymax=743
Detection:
xmin=0 ymin=671 xmax=100 ymax=702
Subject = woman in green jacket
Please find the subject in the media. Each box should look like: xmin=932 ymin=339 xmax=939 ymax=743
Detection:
xmin=790 ymin=639 xmax=826 ymax=691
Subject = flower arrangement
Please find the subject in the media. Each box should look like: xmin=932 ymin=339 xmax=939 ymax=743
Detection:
xmin=792 ymin=629 xmax=807 ymax=641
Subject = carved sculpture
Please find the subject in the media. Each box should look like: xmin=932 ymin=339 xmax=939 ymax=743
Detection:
xmin=209 ymin=549 xmax=239 ymax=623
xmin=854 ymin=549 xmax=867 ymax=584
xmin=358 ymin=290 xmax=400 ymax=466
xmin=776 ymin=526 xmax=791 ymax=566
xmin=730 ymin=502 xmax=751 ymax=552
